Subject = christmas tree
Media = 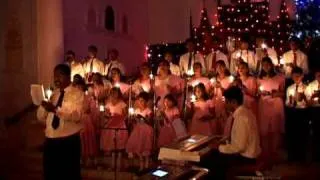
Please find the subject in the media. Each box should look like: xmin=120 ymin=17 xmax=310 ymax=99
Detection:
xmin=272 ymin=0 xmax=292 ymax=54
xmin=292 ymin=0 xmax=320 ymax=39
xmin=194 ymin=8 xmax=215 ymax=56
xmin=215 ymin=0 xmax=271 ymax=48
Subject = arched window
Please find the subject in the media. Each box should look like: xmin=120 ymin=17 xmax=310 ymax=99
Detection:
xmin=105 ymin=6 xmax=115 ymax=31
xmin=87 ymin=8 xmax=96 ymax=27
xmin=122 ymin=15 xmax=128 ymax=34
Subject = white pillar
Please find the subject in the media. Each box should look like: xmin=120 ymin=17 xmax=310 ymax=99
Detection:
xmin=36 ymin=0 xmax=64 ymax=84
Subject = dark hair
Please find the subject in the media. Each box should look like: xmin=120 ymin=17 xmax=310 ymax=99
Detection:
xmin=216 ymin=60 xmax=231 ymax=76
xmin=110 ymin=87 xmax=123 ymax=100
xmin=108 ymin=48 xmax=119 ymax=56
xmin=185 ymin=38 xmax=195 ymax=44
xmin=195 ymin=83 xmax=209 ymax=100
xmin=141 ymin=62 xmax=151 ymax=69
xmin=111 ymin=67 xmax=121 ymax=75
xmin=193 ymin=62 xmax=202 ymax=69
xmin=73 ymin=75 xmax=86 ymax=91
xmin=164 ymin=94 xmax=178 ymax=107
xmin=313 ymin=67 xmax=320 ymax=74
xmin=238 ymin=61 xmax=250 ymax=76
xmin=54 ymin=64 xmax=71 ymax=77
xmin=159 ymin=60 xmax=170 ymax=67
xmin=66 ymin=50 xmax=75 ymax=57
xmin=92 ymin=73 xmax=104 ymax=85
xmin=259 ymin=57 xmax=277 ymax=78
xmin=291 ymin=67 xmax=303 ymax=75
xmin=73 ymin=74 xmax=83 ymax=82
xmin=137 ymin=92 xmax=149 ymax=102
xmin=223 ymin=86 xmax=244 ymax=105
xmin=88 ymin=45 xmax=98 ymax=53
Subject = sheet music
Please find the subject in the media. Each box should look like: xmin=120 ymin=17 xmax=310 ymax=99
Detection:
xmin=30 ymin=84 xmax=45 ymax=106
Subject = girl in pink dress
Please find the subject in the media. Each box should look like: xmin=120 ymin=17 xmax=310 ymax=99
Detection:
xmin=133 ymin=63 xmax=152 ymax=95
xmin=258 ymin=57 xmax=285 ymax=168
xmin=238 ymin=61 xmax=258 ymax=118
xmin=157 ymin=94 xmax=181 ymax=147
xmin=212 ymin=60 xmax=234 ymax=135
xmin=109 ymin=68 xmax=130 ymax=97
xmin=88 ymin=73 xmax=109 ymax=129
xmin=188 ymin=83 xmax=215 ymax=136
xmin=155 ymin=60 xmax=183 ymax=110
xmin=189 ymin=62 xmax=211 ymax=92
xmin=126 ymin=92 xmax=154 ymax=171
xmin=100 ymin=87 xmax=128 ymax=170
xmin=74 ymin=77 xmax=98 ymax=167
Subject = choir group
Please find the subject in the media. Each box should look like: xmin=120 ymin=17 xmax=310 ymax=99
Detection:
xmin=39 ymin=36 xmax=320 ymax=178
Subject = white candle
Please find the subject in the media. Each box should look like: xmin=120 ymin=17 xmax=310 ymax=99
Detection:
xmin=149 ymin=73 xmax=154 ymax=80
xmin=190 ymin=94 xmax=196 ymax=103
xmin=128 ymin=107 xmax=135 ymax=115
xmin=229 ymin=76 xmax=234 ymax=83
xmin=261 ymin=43 xmax=267 ymax=49
xmin=114 ymin=83 xmax=120 ymax=88
xmin=210 ymin=77 xmax=216 ymax=84
xmin=236 ymin=52 xmax=241 ymax=58
xmin=279 ymin=57 xmax=285 ymax=65
xmin=45 ymin=89 xmax=53 ymax=101
xmin=259 ymin=86 xmax=264 ymax=92
xmin=99 ymin=105 xmax=105 ymax=112
xmin=85 ymin=90 xmax=88 ymax=95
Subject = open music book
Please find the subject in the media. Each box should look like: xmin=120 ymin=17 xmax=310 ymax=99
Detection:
xmin=30 ymin=84 xmax=45 ymax=106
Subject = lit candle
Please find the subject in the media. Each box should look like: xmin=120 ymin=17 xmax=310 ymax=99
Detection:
xmin=210 ymin=77 xmax=216 ymax=84
xmin=314 ymin=97 xmax=319 ymax=102
xmin=128 ymin=107 xmax=135 ymax=115
xmin=149 ymin=73 xmax=154 ymax=80
xmin=236 ymin=52 xmax=241 ymax=58
xmin=259 ymin=85 xmax=264 ymax=92
xmin=229 ymin=76 xmax=234 ymax=83
xmin=45 ymin=88 xmax=53 ymax=101
xmin=85 ymin=90 xmax=88 ymax=95
xmin=186 ymin=69 xmax=194 ymax=76
xmin=114 ymin=83 xmax=120 ymax=88
xmin=261 ymin=43 xmax=267 ymax=49
xmin=279 ymin=57 xmax=285 ymax=65
xmin=190 ymin=94 xmax=196 ymax=103
xmin=99 ymin=105 xmax=105 ymax=112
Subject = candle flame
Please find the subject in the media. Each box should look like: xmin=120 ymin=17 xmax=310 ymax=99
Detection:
xmin=187 ymin=69 xmax=194 ymax=76
xmin=261 ymin=43 xmax=267 ymax=49
xmin=128 ymin=107 xmax=135 ymax=115
xmin=259 ymin=86 xmax=264 ymax=92
xmin=210 ymin=77 xmax=216 ymax=84
xmin=229 ymin=76 xmax=235 ymax=83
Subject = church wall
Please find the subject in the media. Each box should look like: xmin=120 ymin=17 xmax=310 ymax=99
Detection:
xmin=63 ymin=0 xmax=149 ymax=74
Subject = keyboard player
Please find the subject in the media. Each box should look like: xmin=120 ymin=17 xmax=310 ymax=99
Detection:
xmin=204 ymin=86 xmax=261 ymax=179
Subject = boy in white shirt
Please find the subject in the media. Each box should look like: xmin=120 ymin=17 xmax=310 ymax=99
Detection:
xmin=83 ymin=45 xmax=105 ymax=83
xmin=305 ymin=68 xmax=320 ymax=161
xmin=282 ymin=38 xmax=309 ymax=78
xmin=285 ymin=67 xmax=308 ymax=162
xmin=179 ymin=38 xmax=205 ymax=75
xmin=104 ymin=48 xmax=126 ymax=79
xmin=230 ymin=39 xmax=256 ymax=75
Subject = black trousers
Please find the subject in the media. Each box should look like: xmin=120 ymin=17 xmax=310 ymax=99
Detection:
xmin=310 ymin=107 xmax=320 ymax=161
xmin=286 ymin=108 xmax=309 ymax=162
xmin=201 ymin=150 xmax=256 ymax=180
xmin=43 ymin=133 xmax=81 ymax=180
